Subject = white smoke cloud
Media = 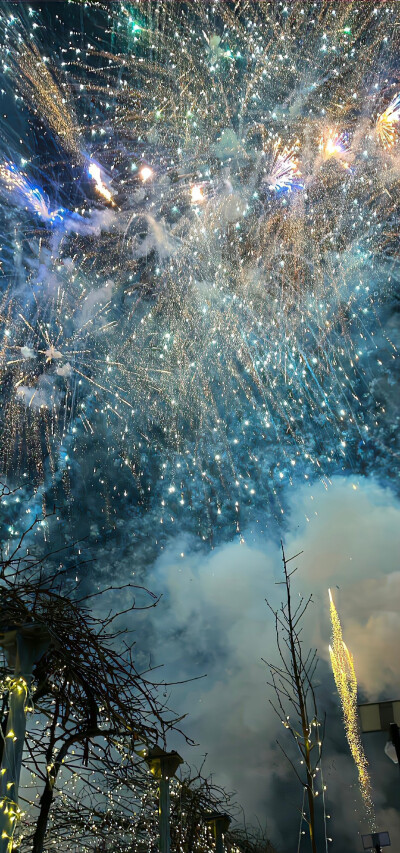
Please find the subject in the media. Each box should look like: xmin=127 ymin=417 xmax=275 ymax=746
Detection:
xmin=77 ymin=279 xmax=114 ymax=327
xmin=16 ymin=374 xmax=63 ymax=410
xmin=63 ymin=208 xmax=116 ymax=237
xmin=133 ymin=214 xmax=178 ymax=260
xmin=55 ymin=362 xmax=72 ymax=378
xmin=140 ymin=476 xmax=400 ymax=843
xmin=20 ymin=346 xmax=36 ymax=360
xmin=211 ymin=128 xmax=241 ymax=159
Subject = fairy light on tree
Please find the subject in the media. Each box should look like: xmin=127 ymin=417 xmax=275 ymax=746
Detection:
xmin=0 ymin=496 xmax=187 ymax=853
xmin=265 ymin=545 xmax=328 ymax=853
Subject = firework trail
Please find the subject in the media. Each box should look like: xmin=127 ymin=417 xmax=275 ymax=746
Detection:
xmin=0 ymin=1 xmax=399 ymax=544
xmin=329 ymin=589 xmax=375 ymax=825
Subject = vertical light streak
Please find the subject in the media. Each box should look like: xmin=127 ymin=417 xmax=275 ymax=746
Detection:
xmin=328 ymin=589 xmax=375 ymax=825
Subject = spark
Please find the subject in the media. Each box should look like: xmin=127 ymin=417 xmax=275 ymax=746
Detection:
xmin=13 ymin=42 xmax=81 ymax=156
xmin=319 ymin=130 xmax=350 ymax=166
xmin=329 ymin=589 xmax=375 ymax=824
xmin=0 ymin=163 xmax=66 ymax=223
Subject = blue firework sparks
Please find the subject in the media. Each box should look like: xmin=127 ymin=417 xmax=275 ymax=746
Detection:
xmin=0 ymin=0 xmax=399 ymax=547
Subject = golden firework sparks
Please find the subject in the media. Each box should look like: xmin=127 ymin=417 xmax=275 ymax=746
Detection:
xmin=376 ymin=93 xmax=400 ymax=149
xmin=329 ymin=589 xmax=375 ymax=825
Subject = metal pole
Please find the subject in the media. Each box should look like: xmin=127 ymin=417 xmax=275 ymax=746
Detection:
xmin=0 ymin=673 xmax=28 ymax=852
xmin=215 ymin=822 xmax=224 ymax=853
xmin=158 ymin=775 xmax=170 ymax=853
xmin=0 ymin=626 xmax=50 ymax=853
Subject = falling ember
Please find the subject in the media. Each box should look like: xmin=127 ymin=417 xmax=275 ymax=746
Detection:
xmin=376 ymin=93 xmax=400 ymax=149
xmin=329 ymin=589 xmax=375 ymax=825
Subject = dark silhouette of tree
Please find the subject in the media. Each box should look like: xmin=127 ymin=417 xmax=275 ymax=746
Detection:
xmin=0 ymin=490 xmax=185 ymax=853
xmin=35 ymin=760 xmax=278 ymax=853
xmin=264 ymin=544 xmax=325 ymax=853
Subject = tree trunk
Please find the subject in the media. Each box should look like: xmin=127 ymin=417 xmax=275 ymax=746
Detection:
xmin=285 ymin=559 xmax=318 ymax=853
xmin=32 ymin=781 xmax=54 ymax=853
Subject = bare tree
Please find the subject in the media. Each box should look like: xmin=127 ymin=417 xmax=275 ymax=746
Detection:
xmin=264 ymin=544 xmax=325 ymax=853
xmin=227 ymin=824 xmax=277 ymax=853
xmin=0 ymin=491 xmax=186 ymax=853
xmin=21 ymin=758 xmax=245 ymax=853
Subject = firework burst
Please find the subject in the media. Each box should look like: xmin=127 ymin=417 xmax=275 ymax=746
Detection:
xmin=376 ymin=93 xmax=400 ymax=149
xmin=0 ymin=0 xmax=398 ymax=539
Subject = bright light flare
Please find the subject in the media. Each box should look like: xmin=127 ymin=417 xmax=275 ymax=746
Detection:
xmin=190 ymin=184 xmax=205 ymax=204
xmin=88 ymin=162 xmax=114 ymax=204
xmin=376 ymin=93 xmax=400 ymax=149
xmin=320 ymin=130 xmax=349 ymax=165
xmin=329 ymin=589 xmax=375 ymax=824
xmin=139 ymin=166 xmax=153 ymax=182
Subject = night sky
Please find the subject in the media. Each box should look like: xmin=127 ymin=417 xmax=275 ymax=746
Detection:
xmin=1 ymin=2 xmax=400 ymax=851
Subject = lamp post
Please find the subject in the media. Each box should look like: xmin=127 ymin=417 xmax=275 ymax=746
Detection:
xmin=0 ymin=623 xmax=51 ymax=853
xmin=205 ymin=811 xmax=231 ymax=853
xmin=361 ymin=830 xmax=390 ymax=853
xmin=145 ymin=746 xmax=183 ymax=853
xmin=358 ymin=700 xmax=400 ymax=772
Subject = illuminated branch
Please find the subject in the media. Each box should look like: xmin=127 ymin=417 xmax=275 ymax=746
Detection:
xmin=264 ymin=544 xmax=325 ymax=853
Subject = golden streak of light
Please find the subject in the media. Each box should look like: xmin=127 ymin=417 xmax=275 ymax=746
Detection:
xmin=88 ymin=162 xmax=115 ymax=205
xmin=329 ymin=589 xmax=375 ymax=826
xmin=16 ymin=44 xmax=81 ymax=157
xmin=319 ymin=130 xmax=349 ymax=166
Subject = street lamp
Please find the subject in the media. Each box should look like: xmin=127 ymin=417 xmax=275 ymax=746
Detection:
xmin=358 ymin=700 xmax=400 ymax=768
xmin=205 ymin=811 xmax=231 ymax=853
xmin=145 ymin=746 xmax=183 ymax=853
xmin=361 ymin=831 xmax=390 ymax=853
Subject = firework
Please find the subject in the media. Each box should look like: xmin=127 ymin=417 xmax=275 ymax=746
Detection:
xmin=88 ymin=162 xmax=115 ymax=205
xmin=0 ymin=163 xmax=67 ymax=223
xmin=319 ymin=129 xmax=350 ymax=168
xmin=376 ymin=93 xmax=400 ymax=149
xmin=329 ymin=589 xmax=375 ymax=824
xmin=263 ymin=141 xmax=302 ymax=192
xmin=11 ymin=42 xmax=81 ymax=158
xmin=0 ymin=1 xmax=398 ymax=540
